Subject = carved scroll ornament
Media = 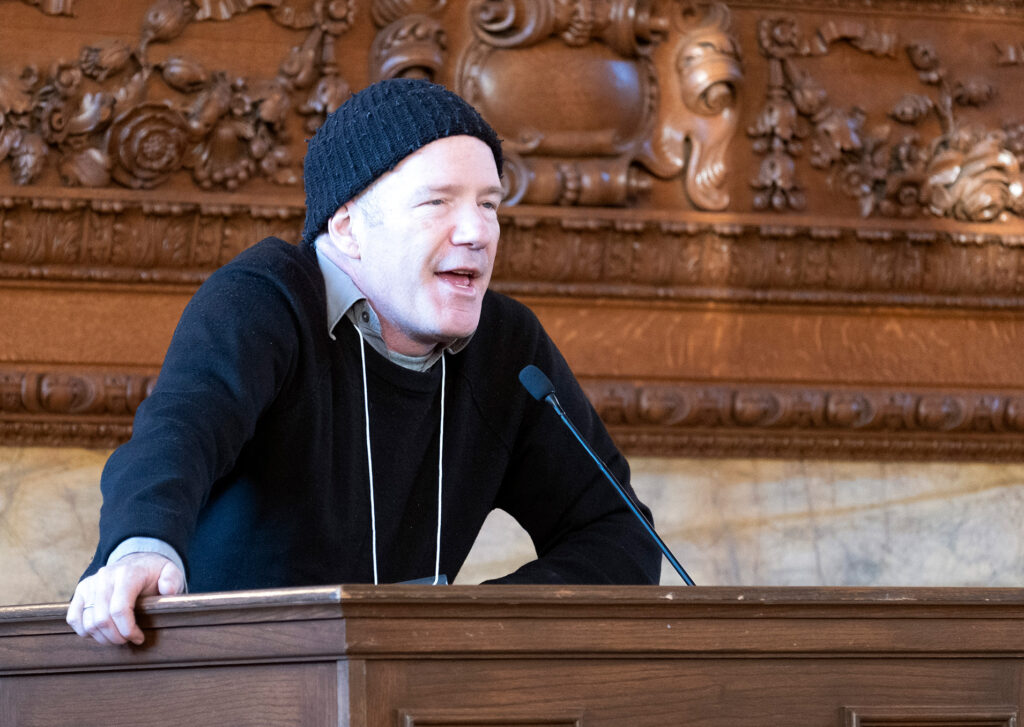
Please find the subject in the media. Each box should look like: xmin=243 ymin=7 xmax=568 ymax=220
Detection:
xmin=456 ymin=1 xmax=743 ymax=210
xmin=366 ymin=0 xmax=451 ymax=82
xmin=0 ymin=0 xmax=356 ymax=192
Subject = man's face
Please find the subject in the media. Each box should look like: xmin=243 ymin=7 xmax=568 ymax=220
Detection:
xmin=328 ymin=135 xmax=503 ymax=356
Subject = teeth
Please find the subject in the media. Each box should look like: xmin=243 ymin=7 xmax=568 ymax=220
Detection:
xmin=438 ymin=270 xmax=474 ymax=287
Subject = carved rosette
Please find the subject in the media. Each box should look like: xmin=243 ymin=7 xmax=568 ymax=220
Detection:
xmin=922 ymin=129 xmax=1023 ymax=223
xmin=106 ymin=102 xmax=189 ymax=189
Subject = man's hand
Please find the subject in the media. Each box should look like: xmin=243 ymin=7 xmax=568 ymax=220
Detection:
xmin=66 ymin=553 xmax=185 ymax=646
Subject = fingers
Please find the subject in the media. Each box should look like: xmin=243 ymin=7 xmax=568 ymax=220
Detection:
xmin=65 ymin=584 xmax=87 ymax=637
xmin=65 ymin=553 xmax=179 ymax=647
xmin=157 ymin=561 xmax=186 ymax=596
xmin=83 ymin=601 xmax=116 ymax=646
xmin=108 ymin=565 xmax=146 ymax=645
xmin=83 ymin=570 xmax=124 ymax=645
xmin=66 ymin=578 xmax=115 ymax=645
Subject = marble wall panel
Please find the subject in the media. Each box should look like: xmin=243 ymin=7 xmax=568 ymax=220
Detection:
xmin=3 ymin=447 xmax=1023 ymax=606
xmin=0 ymin=447 xmax=105 ymax=606
xmin=458 ymin=458 xmax=1024 ymax=587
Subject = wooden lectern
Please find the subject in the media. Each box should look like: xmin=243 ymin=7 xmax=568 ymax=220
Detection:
xmin=2 ymin=586 xmax=1023 ymax=726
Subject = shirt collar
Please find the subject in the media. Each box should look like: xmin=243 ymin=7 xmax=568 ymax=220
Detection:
xmin=314 ymin=242 xmax=473 ymax=369
xmin=316 ymin=243 xmax=365 ymax=340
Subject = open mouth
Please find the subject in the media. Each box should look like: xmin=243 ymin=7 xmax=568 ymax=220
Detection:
xmin=436 ymin=269 xmax=478 ymax=289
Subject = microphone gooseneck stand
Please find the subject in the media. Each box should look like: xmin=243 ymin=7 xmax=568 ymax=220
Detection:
xmin=518 ymin=365 xmax=696 ymax=586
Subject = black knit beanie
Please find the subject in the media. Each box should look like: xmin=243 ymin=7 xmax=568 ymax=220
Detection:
xmin=301 ymin=78 xmax=503 ymax=246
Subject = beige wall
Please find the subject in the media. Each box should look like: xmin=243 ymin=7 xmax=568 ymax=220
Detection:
xmin=464 ymin=458 xmax=1024 ymax=587
xmin=3 ymin=446 xmax=1023 ymax=605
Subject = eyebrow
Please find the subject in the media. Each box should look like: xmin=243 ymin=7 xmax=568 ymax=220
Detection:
xmin=416 ymin=184 xmax=505 ymax=197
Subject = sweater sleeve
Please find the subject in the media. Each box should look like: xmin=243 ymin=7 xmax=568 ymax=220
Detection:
xmin=82 ymin=241 xmax=314 ymax=579
xmin=484 ymin=310 xmax=662 ymax=586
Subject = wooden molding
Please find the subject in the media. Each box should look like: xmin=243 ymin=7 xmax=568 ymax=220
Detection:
xmin=843 ymin=705 xmax=1018 ymax=727
xmin=3 ymin=199 xmax=1024 ymax=309
xmin=399 ymin=709 xmax=583 ymax=727
xmin=4 ymin=365 xmax=1024 ymax=460
xmin=4 ymin=0 xmax=1024 ymax=461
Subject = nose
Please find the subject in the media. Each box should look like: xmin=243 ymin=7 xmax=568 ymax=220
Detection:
xmin=450 ymin=201 xmax=495 ymax=249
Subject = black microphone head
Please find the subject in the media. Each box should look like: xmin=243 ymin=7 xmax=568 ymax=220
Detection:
xmin=519 ymin=365 xmax=555 ymax=402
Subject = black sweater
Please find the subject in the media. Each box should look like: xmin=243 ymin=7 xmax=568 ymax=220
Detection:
xmin=85 ymin=237 xmax=661 ymax=589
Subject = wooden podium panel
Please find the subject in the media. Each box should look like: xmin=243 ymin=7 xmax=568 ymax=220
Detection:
xmin=2 ymin=586 xmax=1023 ymax=726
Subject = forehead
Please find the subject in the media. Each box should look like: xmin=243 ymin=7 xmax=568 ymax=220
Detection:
xmin=380 ymin=135 xmax=500 ymax=187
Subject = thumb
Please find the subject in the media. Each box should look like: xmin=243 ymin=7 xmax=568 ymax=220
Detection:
xmin=156 ymin=561 xmax=186 ymax=595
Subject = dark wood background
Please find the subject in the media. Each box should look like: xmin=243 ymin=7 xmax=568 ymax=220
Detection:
xmin=1 ymin=0 xmax=1023 ymax=460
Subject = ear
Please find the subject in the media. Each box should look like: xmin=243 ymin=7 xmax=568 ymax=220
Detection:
xmin=326 ymin=205 xmax=361 ymax=260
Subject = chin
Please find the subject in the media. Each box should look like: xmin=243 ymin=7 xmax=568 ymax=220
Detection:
xmin=437 ymin=319 xmax=479 ymax=343
xmin=442 ymin=307 xmax=482 ymax=332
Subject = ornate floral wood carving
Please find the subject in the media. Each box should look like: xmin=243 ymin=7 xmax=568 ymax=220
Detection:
xmin=0 ymin=0 xmax=355 ymax=192
xmin=2 ymin=0 xmax=746 ymax=212
xmin=4 ymin=365 xmax=1024 ymax=460
xmin=4 ymin=0 xmax=1024 ymax=462
xmin=749 ymin=13 xmax=1024 ymax=223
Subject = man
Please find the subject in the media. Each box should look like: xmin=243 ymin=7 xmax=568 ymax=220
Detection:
xmin=67 ymin=79 xmax=661 ymax=646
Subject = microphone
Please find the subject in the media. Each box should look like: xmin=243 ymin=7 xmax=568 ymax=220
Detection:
xmin=518 ymin=365 xmax=696 ymax=586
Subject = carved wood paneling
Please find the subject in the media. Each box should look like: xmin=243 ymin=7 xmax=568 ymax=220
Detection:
xmin=0 ymin=192 xmax=301 ymax=284
xmin=0 ymin=0 xmax=1021 ymax=227
xmin=2 ymin=0 xmax=1024 ymax=461
xmin=4 ymin=201 xmax=1024 ymax=308
xmin=4 ymin=364 xmax=1024 ymax=460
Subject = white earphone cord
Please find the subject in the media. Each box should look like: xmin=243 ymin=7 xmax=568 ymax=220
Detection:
xmin=353 ymin=323 xmax=444 ymax=586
